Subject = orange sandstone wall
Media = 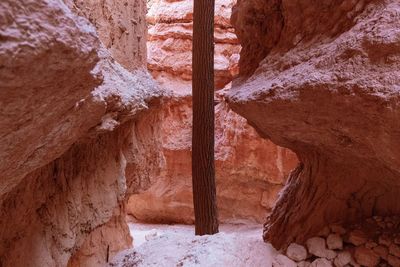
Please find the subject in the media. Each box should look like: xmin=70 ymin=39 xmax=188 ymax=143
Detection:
xmin=126 ymin=0 xmax=298 ymax=224
xmin=0 ymin=0 xmax=163 ymax=266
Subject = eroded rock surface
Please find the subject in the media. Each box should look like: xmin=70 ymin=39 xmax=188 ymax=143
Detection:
xmin=127 ymin=96 xmax=297 ymax=224
xmin=0 ymin=0 xmax=163 ymax=266
xmin=147 ymin=0 xmax=240 ymax=89
xmin=126 ymin=0 xmax=297 ymax=224
xmin=228 ymin=0 xmax=400 ymax=249
xmin=66 ymin=0 xmax=147 ymax=70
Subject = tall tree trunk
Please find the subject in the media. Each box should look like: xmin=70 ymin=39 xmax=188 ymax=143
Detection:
xmin=192 ymin=0 xmax=219 ymax=235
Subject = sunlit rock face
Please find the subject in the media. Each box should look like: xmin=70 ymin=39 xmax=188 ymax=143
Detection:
xmin=146 ymin=0 xmax=240 ymax=90
xmin=126 ymin=0 xmax=298 ymax=224
xmin=66 ymin=0 xmax=148 ymax=71
xmin=228 ymin=0 xmax=400 ymax=249
xmin=0 ymin=0 xmax=163 ymax=266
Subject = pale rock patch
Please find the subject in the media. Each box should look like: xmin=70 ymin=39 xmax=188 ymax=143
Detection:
xmin=286 ymin=243 xmax=307 ymax=262
xmin=333 ymin=251 xmax=352 ymax=267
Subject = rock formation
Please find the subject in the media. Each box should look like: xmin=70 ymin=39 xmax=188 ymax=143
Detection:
xmin=126 ymin=0 xmax=298 ymax=224
xmin=0 ymin=0 xmax=163 ymax=266
xmin=274 ymin=216 xmax=400 ymax=266
xmin=228 ymin=0 xmax=400 ymax=249
xmin=67 ymin=0 xmax=147 ymax=71
xmin=147 ymin=0 xmax=240 ymax=89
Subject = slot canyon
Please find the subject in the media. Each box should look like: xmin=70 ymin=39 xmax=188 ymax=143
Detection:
xmin=1 ymin=0 xmax=400 ymax=266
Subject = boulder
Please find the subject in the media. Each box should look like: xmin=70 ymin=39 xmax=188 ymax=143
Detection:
xmin=373 ymin=245 xmax=388 ymax=261
xmin=306 ymin=237 xmax=336 ymax=260
xmin=354 ymin=247 xmax=380 ymax=267
xmin=327 ymin=234 xmax=343 ymax=250
xmin=286 ymin=243 xmax=308 ymax=262
xmin=348 ymin=230 xmax=368 ymax=246
xmin=333 ymin=251 xmax=352 ymax=267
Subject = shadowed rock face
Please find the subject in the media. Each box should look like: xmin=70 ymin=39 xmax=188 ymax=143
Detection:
xmin=0 ymin=0 xmax=163 ymax=266
xmin=228 ymin=0 xmax=400 ymax=249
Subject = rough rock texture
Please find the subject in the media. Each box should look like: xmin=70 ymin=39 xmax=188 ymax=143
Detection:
xmin=66 ymin=0 xmax=147 ymax=70
xmin=278 ymin=217 xmax=400 ymax=266
xmin=127 ymin=96 xmax=297 ymax=224
xmin=228 ymin=0 xmax=400 ymax=249
xmin=0 ymin=0 xmax=162 ymax=266
xmin=147 ymin=0 xmax=240 ymax=89
xmin=126 ymin=0 xmax=298 ymax=224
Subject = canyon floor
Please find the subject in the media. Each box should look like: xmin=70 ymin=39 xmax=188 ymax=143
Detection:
xmin=111 ymin=222 xmax=277 ymax=266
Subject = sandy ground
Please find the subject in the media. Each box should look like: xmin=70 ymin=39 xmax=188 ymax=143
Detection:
xmin=110 ymin=223 xmax=277 ymax=266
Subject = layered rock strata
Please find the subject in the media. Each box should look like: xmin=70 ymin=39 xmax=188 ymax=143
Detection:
xmin=0 ymin=0 xmax=162 ymax=266
xmin=147 ymin=0 xmax=241 ymax=89
xmin=126 ymin=0 xmax=298 ymax=224
xmin=228 ymin=0 xmax=400 ymax=249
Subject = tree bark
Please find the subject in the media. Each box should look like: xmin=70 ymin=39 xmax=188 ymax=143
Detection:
xmin=192 ymin=0 xmax=219 ymax=235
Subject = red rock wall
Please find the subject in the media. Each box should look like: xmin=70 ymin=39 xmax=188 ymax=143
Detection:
xmin=228 ymin=0 xmax=400 ymax=249
xmin=126 ymin=0 xmax=298 ymax=224
xmin=0 ymin=0 xmax=163 ymax=266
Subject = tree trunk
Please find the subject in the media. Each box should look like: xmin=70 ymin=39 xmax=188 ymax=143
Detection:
xmin=192 ymin=0 xmax=219 ymax=235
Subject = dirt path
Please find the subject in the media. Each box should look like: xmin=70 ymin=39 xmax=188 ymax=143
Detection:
xmin=110 ymin=223 xmax=277 ymax=266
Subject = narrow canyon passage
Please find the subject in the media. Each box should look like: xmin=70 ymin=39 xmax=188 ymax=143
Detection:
xmin=2 ymin=0 xmax=400 ymax=267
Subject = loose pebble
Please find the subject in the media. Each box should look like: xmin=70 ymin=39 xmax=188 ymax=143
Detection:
xmin=354 ymin=246 xmax=380 ymax=267
xmin=333 ymin=251 xmax=352 ymax=267
xmin=327 ymin=234 xmax=343 ymax=250
xmin=280 ymin=216 xmax=400 ymax=267
xmin=286 ymin=243 xmax=307 ymax=261
xmin=348 ymin=230 xmax=368 ymax=246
